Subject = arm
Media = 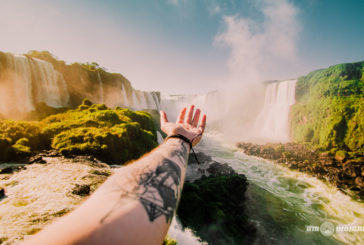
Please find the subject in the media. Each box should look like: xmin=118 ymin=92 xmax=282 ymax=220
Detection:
xmin=24 ymin=105 xmax=206 ymax=245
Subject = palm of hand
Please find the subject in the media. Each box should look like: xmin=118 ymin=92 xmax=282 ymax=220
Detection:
xmin=160 ymin=105 xmax=206 ymax=146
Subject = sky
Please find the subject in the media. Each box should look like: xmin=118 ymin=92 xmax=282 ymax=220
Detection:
xmin=0 ymin=0 xmax=363 ymax=94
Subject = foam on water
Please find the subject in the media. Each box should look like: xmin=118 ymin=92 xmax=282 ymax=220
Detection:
xmin=196 ymin=134 xmax=364 ymax=244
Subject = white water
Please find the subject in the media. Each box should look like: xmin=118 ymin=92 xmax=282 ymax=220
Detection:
xmin=97 ymin=72 xmax=104 ymax=104
xmin=0 ymin=54 xmax=69 ymax=115
xmin=5 ymin=54 xmax=34 ymax=112
xmin=160 ymin=82 xmax=363 ymax=244
xmin=161 ymin=91 xmax=224 ymax=123
xmin=121 ymin=83 xmax=129 ymax=107
xmin=0 ymin=53 xmax=161 ymax=115
xmin=31 ymin=58 xmax=69 ymax=108
xmin=181 ymin=135 xmax=364 ymax=245
xmin=253 ymin=80 xmax=297 ymax=142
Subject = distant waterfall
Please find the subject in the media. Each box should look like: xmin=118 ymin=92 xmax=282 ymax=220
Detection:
xmin=161 ymin=91 xmax=223 ymax=122
xmin=127 ymin=89 xmax=160 ymax=111
xmin=0 ymin=54 xmax=69 ymax=115
xmin=31 ymin=58 xmax=69 ymax=107
xmin=253 ymin=80 xmax=296 ymax=143
xmin=121 ymin=84 xmax=129 ymax=107
xmin=97 ymin=72 xmax=104 ymax=103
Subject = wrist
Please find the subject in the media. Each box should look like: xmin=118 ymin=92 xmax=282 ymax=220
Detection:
xmin=164 ymin=135 xmax=191 ymax=150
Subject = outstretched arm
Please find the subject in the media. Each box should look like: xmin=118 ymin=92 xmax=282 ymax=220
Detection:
xmin=24 ymin=105 xmax=206 ymax=245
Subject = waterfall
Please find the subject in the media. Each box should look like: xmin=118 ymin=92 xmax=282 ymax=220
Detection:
xmin=121 ymin=84 xmax=129 ymax=107
xmin=0 ymin=53 xmax=69 ymax=116
xmin=97 ymin=72 xmax=104 ymax=103
xmin=151 ymin=92 xmax=160 ymax=111
xmin=146 ymin=92 xmax=160 ymax=110
xmin=161 ymin=91 xmax=222 ymax=122
xmin=7 ymin=54 xmax=34 ymax=112
xmin=253 ymin=80 xmax=296 ymax=143
xmin=131 ymin=90 xmax=139 ymax=109
xmin=139 ymin=92 xmax=148 ymax=109
xmin=30 ymin=58 xmax=69 ymax=108
xmin=0 ymin=52 xmax=160 ymax=116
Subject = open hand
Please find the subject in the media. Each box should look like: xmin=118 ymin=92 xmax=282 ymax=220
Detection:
xmin=160 ymin=105 xmax=206 ymax=146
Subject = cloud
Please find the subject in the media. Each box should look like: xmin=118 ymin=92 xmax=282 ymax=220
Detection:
xmin=215 ymin=0 xmax=299 ymax=83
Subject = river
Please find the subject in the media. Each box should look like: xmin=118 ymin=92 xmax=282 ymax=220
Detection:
xmin=169 ymin=134 xmax=364 ymax=245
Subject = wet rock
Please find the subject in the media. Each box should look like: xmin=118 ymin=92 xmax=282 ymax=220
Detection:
xmin=0 ymin=166 xmax=25 ymax=174
xmin=207 ymin=162 xmax=235 ymax=176
xmin=28 ymin=156 xmax=47 ymax=164
xmin=236 ymin=141 xmax=364 ymax=199
xmin=188 ymin=151 xmax=212 ymax=165
xmin=178 ymin=173 xmax=255 ymax=245
xmin=0 ymin=167 xmax=14 ymax=174
xmin=0 ymin=188 xmax=5 ymax=199
xmin=71 ymin=184 xmax=91 ymax=196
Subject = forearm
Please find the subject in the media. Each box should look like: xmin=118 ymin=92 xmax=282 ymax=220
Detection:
xmin=24 ymin=138 xmax=190 ymax=245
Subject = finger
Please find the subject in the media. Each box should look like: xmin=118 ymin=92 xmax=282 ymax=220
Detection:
xmin=198 ymin=114 xmax=207 ymax=133
xmin=191 ymin=108 xmax=201 ymax=127
xmin=186 ymin=105 xmax=195 ymax=124
xmin=177 ymin=107 xmax=187 ymax=123
xmin=160 ymin=111 xmax=168 ymax=124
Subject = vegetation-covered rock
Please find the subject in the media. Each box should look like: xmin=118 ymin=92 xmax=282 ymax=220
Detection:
xmin=178 ymin=174 xmax=256 ymax=245
xmin=291 ymin=61 xmax=364 ymax=154
xmin=237 ymin=142 xmax=364 ymax=199
xmin=0 ymin=100 xmax=157 ymax=164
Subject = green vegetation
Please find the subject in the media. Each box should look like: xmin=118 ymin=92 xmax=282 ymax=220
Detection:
xmin=0 ymin=100 xmax=157 ymax=164
xmin=163 ymin=237 xmax=177 ymax=245
xmin=291 ymin=61 xmax=364 ymax=156
xmin=177 ymin=175 xmax=256 ymax=245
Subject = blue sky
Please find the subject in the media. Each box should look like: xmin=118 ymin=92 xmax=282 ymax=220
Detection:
xmin=1 ymin=0 xmax=363 ymax=94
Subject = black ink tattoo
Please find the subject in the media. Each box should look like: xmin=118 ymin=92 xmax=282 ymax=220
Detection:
xmin=170 ymin=143 xmax=188 ymax=165
xmin=139 ymin=159 xmax=181 ymax=222
xmin=100 ymin=145 xmax=187 ymax=224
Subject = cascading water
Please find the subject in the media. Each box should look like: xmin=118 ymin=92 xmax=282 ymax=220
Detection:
xmin=120 ymin=84 xmax=129 ymax=107
xmin=160 ymin=85 xmax=364 ymax=245
xmin=97 ymin=72 xmax=104 ymax=104
xmin=161 ymin=90 xmax=223 ymax=123
xmin=6 ymin=54 xmax=34 ymax=112
xmin=0 ymin=53 xmax=69 ymax=115
xmin=30 ymin=58 xmax=69 ymax=108
xmin=253 ymin=80 xmax=296 ymax=143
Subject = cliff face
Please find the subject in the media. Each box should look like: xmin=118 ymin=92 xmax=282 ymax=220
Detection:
xmin=0 ymin=51 xmax=160 ymax=119
xmin=290 ymin=61 xmax=364 ymax=154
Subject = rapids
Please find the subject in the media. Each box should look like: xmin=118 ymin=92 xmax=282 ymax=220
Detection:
xmin=168 ymin=135 xmax=364 ymax=244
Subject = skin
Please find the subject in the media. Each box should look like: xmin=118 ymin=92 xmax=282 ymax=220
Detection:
xmin=23 ymin=105 xmax=206 ymax=245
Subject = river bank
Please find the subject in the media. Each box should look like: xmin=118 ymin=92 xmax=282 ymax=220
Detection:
xmin=236 ymin=142 xmax=364 ymax=200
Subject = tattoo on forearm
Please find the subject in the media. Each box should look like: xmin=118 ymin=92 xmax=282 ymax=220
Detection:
xmin=139 ymin=158 xmax=181 ymax=222
xmin=100 ymin=143 xmax=188 ymax=224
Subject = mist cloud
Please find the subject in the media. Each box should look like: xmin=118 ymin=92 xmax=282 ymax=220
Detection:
xmin=215 ymin=0 xmax=299 ymax=83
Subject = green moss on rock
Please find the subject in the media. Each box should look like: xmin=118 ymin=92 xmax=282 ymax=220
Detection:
xmin=291 ymin=61 xmax=364 ymax=155
xmin=0 ymin=102 xmax=157 ymax=164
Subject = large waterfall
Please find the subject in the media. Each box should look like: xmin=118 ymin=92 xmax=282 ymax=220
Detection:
xmin=253 ymin=80 xmax=297 ymax=143
xmin=0 ymin=52 xmax=160 ymax=117
xmin=161 ymin=81 xmax=296 ymax=143
xmin=0 ymin=54 xmax=70 ymax=115
xmin=161 ymin=91 xmax=223 ymax=123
